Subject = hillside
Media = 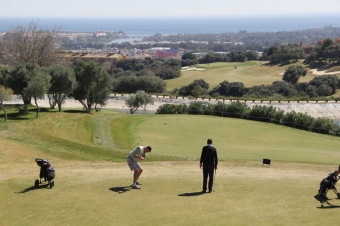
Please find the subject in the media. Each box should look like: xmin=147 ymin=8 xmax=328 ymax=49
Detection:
xmin=166 ymin=61 xmax=340 ymax=91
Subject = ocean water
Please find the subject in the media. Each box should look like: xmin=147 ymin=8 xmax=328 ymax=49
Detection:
xmin=1 ymin=14 xmax=340 ymax=36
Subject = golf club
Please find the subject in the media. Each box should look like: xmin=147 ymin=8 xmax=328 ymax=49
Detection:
xmin=213 ymin=168 xmax=216 ymax=192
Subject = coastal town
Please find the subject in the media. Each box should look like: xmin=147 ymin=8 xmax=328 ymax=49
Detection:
xmin=53 ymin=30 xmax=340 ymax=64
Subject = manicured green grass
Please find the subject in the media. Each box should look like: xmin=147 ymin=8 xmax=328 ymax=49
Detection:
xmin=122 ymin=114 xmax=340 ymax=164
xmin=166 ymin=61 xmax=315 ymax=91
xmin=2 ymin=110 xmax=340 ymax=225
xmin=0 ymin=161 xmax=338 ymax=226
xmin=3 ymin=109 xmax=340 ymax=164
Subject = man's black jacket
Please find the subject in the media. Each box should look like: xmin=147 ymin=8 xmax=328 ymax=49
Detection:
xmin=200 ymin=145 xmax=218 ymax=167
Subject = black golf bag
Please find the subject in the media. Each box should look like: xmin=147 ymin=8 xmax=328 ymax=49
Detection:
xmin=318 ymin=170 xmax=340 ymax=199
xmin=35 ymin=158 xmax=56 ymax=188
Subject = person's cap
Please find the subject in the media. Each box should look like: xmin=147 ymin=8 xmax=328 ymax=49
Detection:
xmin=146 ymin=146 xmax=152 ymax=152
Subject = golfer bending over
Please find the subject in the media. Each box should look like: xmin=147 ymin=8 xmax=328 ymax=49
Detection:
xmin=200 ymin=139 xmax=218 ymax=193
xmin=127 ymin=145 xmax=152 ymax=189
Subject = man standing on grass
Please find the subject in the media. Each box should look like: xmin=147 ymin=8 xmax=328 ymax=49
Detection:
xmin=200 ymin=139 xmax=218 ymax=193
xmin=127 ymin=145 xmax=152 ymax=189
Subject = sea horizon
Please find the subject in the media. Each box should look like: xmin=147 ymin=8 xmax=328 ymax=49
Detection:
xmin=1 ymin=14 xmax=340 ymax=36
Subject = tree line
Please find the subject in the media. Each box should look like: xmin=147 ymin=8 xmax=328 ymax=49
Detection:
xmin=305 ymin=38 xmax=340 ymax=64
xmin=0 ymin=21 xmax=179 ymax=117
xmin=139 ymin=26 xmax=340 ymax=51
xmin=170 ymin=67 xmax=339 ymax=100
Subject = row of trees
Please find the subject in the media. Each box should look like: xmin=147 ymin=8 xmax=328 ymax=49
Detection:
xmin=261 ymin=43 xmax=306 ymax=64
xmin=170 ymin=66 xmax=338 ymax=99
xmin=0 ymin=60 xmax=113 ymax=116
xmin=182 ymin=43 xmax=306 ymax=66
xmin=181 ymin=50 xmax=260 ymax=66
xmin=156 ymin=101 xmax=340 ymax=136
xmin=0 ymin=21 xmax=171 ymax=116
xmin=0 ymin=59 xmax=159 ymax=117
xmin=305 ymin=38 xmax=340 ymax=63
xmin=112 ymin=58 xmax=181 ymax=80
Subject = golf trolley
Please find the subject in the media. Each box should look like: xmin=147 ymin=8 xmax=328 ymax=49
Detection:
xmin=318 ymin=170 xmax=340 ymax=199
xmin=34 ymin=158 xmax=55 ymax=188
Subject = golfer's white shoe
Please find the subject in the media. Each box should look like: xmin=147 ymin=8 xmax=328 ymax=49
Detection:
xmin=132 ymin=184 xmax=140 ymax=189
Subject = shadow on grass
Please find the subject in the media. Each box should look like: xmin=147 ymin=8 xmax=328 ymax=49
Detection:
xmin=63 ymin=109 xmax=87 ymax=114
xmin=3 ymin=111 xmax=31 ymax=121
xmin=28 ymin=108 xmax=51 ymax=113
xmin=178 ymin=191 xmax=204 ymax=197
xmin=278 ymin=62 xmax=291 ymax=67
xmin=5 ymin=116 xmax=31 ymax=121
xmin=314 ymin=194 xmax=340 ymax=209
xmin=109 ymin=186 xmax=131 ymax=193
xmin=16 ymin=184 xmax=49 ymax=193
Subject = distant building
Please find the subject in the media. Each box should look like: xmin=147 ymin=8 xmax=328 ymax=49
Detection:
xmin=148 ymin=47 xmax=171 ymax=58
xmin=119 ymin=48 xmax=129 ymax=59
xmin=300 ymin=42 xmax=318 ymax=54
xmin=214 ymin=52 xmax=229 ymax=55
xmin=132 ymin=53 xmax=151 ymax=59
xmin=156 ymin=49 xmax=180 ymax=60
xmin=300 ymin=37 xmax=340 ymax=55
xmin=192 ymin=52 xmax=207 ymax=58
xmin=93 ymin=32 xmax=107 ymax=37
xmin=336 ymin=36 xmax=340 ymax=43
xmin=61 ymin=52 xmax=123 ymax=64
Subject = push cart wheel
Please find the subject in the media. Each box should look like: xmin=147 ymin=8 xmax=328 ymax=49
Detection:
xmin=337 ymin=193 xmax=340 ymax=199
xmin=34 ymin=179 xmax=39 ymax=188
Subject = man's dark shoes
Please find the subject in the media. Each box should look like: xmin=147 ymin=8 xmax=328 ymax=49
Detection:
xmin=201 ymin=190 xmax=206 ymax=193
xmin=208 ymin=190 xmax=212 ymax=193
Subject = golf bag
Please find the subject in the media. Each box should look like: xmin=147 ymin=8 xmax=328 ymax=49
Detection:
xmin=318 ymin=170 xmax=340 ymax=199
xmin=35 ymin=158 xmax=55 ymax=188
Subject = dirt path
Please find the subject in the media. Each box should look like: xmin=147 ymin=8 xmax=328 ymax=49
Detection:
xmin=92 ymin=113 xmax=123 ymax=147
xmin=5 ymin=94 xmax=340 ymax=119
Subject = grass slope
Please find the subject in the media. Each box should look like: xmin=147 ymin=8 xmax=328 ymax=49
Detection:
xmin=1 ymin=109 xmax=340 ymax=225
xmin=0 ymin=161 xmax=338 ymax=226
xmin=121 ymin=114 xmax=340 ymax=164
xmin=166 ymin=61 xmax=317 ymax=91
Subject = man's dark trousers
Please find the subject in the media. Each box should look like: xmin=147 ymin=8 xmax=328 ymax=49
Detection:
xmin=203 ymin=164 xmax=214 ymax=192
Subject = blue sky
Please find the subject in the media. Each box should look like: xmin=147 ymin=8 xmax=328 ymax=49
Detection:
xmin=0 ymin=0 xmax=339 ymax=18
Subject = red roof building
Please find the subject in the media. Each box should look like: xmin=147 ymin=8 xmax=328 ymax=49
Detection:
xmin=335 ymin=37 xmax=340 ymax=44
